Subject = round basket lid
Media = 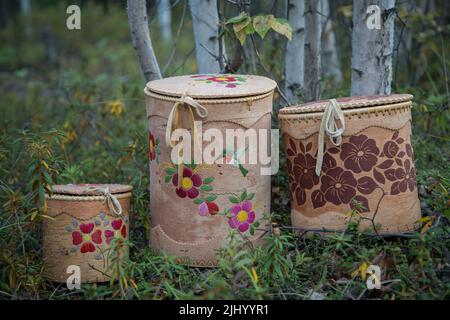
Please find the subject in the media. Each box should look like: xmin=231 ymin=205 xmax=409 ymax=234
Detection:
xmin=145 ymin=74 xmax=277 ymax=99
xmin=279 ymin=94 xmax=413 ymax=115
xmin=50 ymin=184 xmax=133 ymax=196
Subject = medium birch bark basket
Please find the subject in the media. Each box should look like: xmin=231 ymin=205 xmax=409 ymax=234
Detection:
xmin=43 ymin=184 xmax=132 ymax=283
xmin=279 ymin=95 xmax=421 ymax=234
xmin=144 ymin=74 xmax=276 ymax=267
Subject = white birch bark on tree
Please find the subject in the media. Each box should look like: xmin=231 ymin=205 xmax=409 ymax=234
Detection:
xmin=351 ymin=0 xmax=396 ymax=96
xmin=320 ymin=0 xmax=342 ymax=83
xmin=157 ymin=0 xmax=172 ymax=42
xmin=189 ymin=0 xmax=225 ymax=74
xmin=285 ymin=0 xmax=305 ymax=103
xmin=127 ymin=0 xmax=162 ymax=82
xmin=304 ymin=0 xmax=322 ymax=102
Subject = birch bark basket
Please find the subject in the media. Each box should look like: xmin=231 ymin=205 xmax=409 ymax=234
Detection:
xmin=285 ymin=0 xmax=305 ymax=103
xmin=351 ymin=0 xmax=396 ymax=96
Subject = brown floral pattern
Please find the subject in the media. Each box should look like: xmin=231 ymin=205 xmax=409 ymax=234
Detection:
xmin=286 ymin=129 xmax=417 ymax=215
xmin=340 ymin=135 xmax=380 ymax=173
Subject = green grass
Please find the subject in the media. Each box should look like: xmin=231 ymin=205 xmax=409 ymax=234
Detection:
xmin=0 ymin=2 xmax=449 ymax=300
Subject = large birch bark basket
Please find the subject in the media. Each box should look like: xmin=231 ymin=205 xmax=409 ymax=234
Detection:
xmin=144 ymin=74 xmax=276 ymax=267
xmin=43 ymin=184 xmax=132 ymax=283
xmin=279 ymin=95 xmax=421 ymax=234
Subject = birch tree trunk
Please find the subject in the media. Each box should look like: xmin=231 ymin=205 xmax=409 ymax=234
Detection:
xmin=320 ymin=0 xmax=342 ymax=83
xmin=351 ymin=0 xmax=396 ymax=96
xmin=304 ymin=0 xmax=322 ymax=102
xmin=189 ymin=0 xmax=225 ymax=74
xmin=127 ymin=0 xmax=162 ymax=82
xmin=157 ymin=0 xmax=172 ymax=42
xmin=285 ymin=0 xmax=305 ymax=103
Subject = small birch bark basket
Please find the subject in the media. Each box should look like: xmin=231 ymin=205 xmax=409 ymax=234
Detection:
xmin=43 ymin=184 xmax=132 ymax=283
xmin=279 ymin=95 xmax=421 ymax=234
xmin=144 ymin=74 xmax=276 ymax=267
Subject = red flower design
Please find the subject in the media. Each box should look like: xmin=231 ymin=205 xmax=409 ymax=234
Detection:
xmin=206 ymin=76 xmax=237 ymax=83
xmin=340 ymin=135 xmax=379 ymax=173
xmin=172 ymin=167 xmax=202 ymax=198
xmin=149 ymin=131 xmax=156 ymax=161
xmin=320 ymin=167 xmax=357 ymax=205
xmin=105 ymin=219 xmax=127 ymax=244
xmin=72 ymin=223 xmax=102 ymax=253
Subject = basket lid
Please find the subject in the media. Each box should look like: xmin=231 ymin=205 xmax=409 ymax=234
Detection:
xmin=145 ymin=74 xmax=277 ymax=99
xmin=279 ymin=94 xmax=413 ymax=115
xmin=50 ymin=184 xmax=133 ymax=196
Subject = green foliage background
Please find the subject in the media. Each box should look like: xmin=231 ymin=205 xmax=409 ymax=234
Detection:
xmin=0 ymin=1 xmax=448 ymax=299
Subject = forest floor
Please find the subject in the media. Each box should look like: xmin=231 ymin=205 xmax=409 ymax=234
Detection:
xmin=0 ymin=3 xmax=449 ymax=300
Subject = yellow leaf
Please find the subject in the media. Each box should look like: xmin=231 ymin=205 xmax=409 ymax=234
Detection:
xmin=253 ymin=14 xmax=274 ymax=39
xmin=271 ymin=18 xmax=292 ymax=41
xmin=251 ymin=267 xmax=258 ymax=285
xmin=106 ymin=100 xmax=125 ymax=118
xmin=359 ymin=262 xmax=368 ymax=281
xmin=233 ymin=16 xmax=251 ymax=33
xmin=421 ymin=221 xmax=433 ymax=234
xmin=416 ymin=216 xmax=433 ymax=223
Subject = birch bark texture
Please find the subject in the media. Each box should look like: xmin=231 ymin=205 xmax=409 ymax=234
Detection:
xmin=304 ymin=0 xmax=322 ymax=102
xmin=351 ymin=0 xmax=396 ymax=96
xmin=127 ymin=0 xmax=162 ymax=82
xmin=320 ymin=0 xmax=342 ymax=83
xmin=285 ymin=0 xmax=305 ymax=104
xmin=189 ymin=0 xmax=224 ymax=74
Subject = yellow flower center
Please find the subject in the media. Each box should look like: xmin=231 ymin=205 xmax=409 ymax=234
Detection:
xmin=82 ymin=234 xmax=91 ymax=242
xmin=181 ymin=177 xmax=193 ymax=190
xmin=115 ymin=230 xmax=121 ymax=238
xmin=237 ymin=210 xmax=248 ymax=223
xmin=150 ymin=141 xmax=154 ymax=150
xmin=215 ymin=77 xmax=228 ymax=81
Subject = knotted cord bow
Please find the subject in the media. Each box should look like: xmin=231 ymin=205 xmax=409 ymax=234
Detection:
xmin=88 ymin=187 xmax=122 ymax=216
xmin=165 ymin=92 xmax=208 ymax=187
xmin=315 ymin=99 xmax=346 ymax=176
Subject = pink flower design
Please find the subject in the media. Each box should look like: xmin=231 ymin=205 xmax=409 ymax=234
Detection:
xmin=228 ymin=201 xmax=256 ymax=233
xmin=72 ymin=223 xmax=102 ymax=253
xmin=104 ymin=219 xmax=127 ymax=244
xmin=198 ymin=202 xmax=219 ymax=216
xmin=172 ymin=167 xmax=202 ymax=199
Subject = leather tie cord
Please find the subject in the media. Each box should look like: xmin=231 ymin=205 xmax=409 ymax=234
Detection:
xmin=315 ymin=99 xmax=345 ymax=176
xmin=165 ymin=92 xmax=208 ymax=187
xmin=88 ymin=187 xmax=122 ymax=216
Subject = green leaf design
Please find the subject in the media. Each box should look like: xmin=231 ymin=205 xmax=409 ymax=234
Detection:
xmin=166 ymin=167 xmax=176 ymax=175
xmin=193 ymin=199 xmax=203 ymax=205
xmin=271 ymin=18 xmax=292 ymax=41
xmin=241 ymin=190 xmax=247 ymax=202
xmin=246 ymin=192 xmax=255 ymax=200
xmin=164 ymin=175 xmax=171 ymax=183
xmin=253 ymin=14 xmax=275 ymax=39
xmin=203 ymin=176 xmax=214 ymax=184
xmin=229 ymin=196 xmax=240 ymax=204
xmin=200 ymin=185 xmax=213 ymax=192
xmin=205 ymin=194 xmax=217 ymax=202
xmin=249 ymin=225 xmax=255 ymax=235
xmin=253 ymin=221 xmax=260 ymax=228
xmin=238 ymin=164 xmax=249 ymax=177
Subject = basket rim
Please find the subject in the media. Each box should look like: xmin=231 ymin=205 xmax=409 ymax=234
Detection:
xmin=279 ymin=94 xmax=413 ymax=115
xmin=48 ymin=184 xmax=133 ymax=196
xmin=145 ymin=74 xmax=277 ymax=100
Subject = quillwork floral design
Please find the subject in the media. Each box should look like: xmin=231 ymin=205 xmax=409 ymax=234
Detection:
xmin=190 ymin=74 xmax=247 ymax=88
xmin=66 ymin=215 xmax=128 ymax=255
xmin=286 ymin=130 xmax=417 ymax=215
xmin=149 ymin=131 xmax=160 ymax=163
xmin=72 ymin=223 xmax=102 ymax=253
